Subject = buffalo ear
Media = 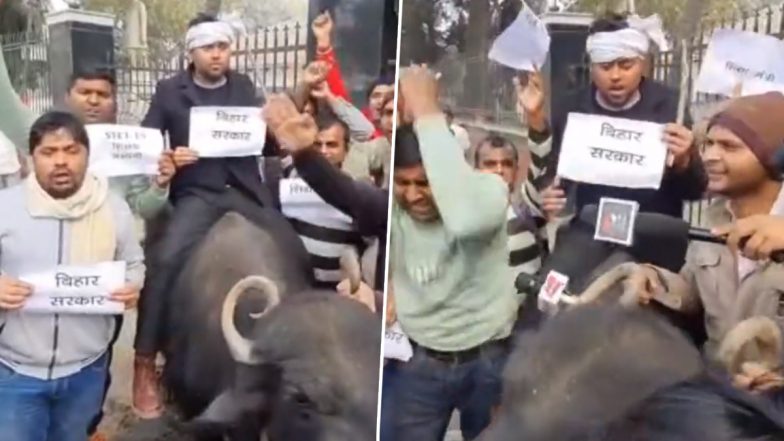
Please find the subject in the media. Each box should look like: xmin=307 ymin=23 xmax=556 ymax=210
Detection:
xmin=191 ymin=389 xmax=267 ymax=430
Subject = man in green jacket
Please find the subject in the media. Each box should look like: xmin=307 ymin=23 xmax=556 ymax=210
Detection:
xmin=387 ymin=66 xmax=517 ymax=441
xmin=64 ymin=69 xmax=175 ymax=219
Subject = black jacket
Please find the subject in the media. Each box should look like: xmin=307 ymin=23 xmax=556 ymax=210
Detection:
xmin=142 ymin=69 xmax=277 ymax=207
xmin=532 ymin=78 xmax=707 ymax=219
xmin=292 ymin=148 xmax=388 ymax=294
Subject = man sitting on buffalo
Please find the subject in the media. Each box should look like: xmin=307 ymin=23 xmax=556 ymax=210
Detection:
xmin=518 ymin=13 xmax=706 ymax=221
xmin=387 ymin=66 xmax=517 ymax=441
xmin=0 ymin=111 xmax=142 ymax=441
xmin=626 ymin=92 xmax=784 ymax=394
xmin=133 ymin=13 xmax=278 ymax=417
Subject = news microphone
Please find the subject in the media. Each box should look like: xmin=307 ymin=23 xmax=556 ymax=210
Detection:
xmin=689 ymin=227 xmax=784 ymax=263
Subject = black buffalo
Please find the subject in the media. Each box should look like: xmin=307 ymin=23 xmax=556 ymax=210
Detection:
xmin=481 ymin=305 xmax=784 ymax=441
xmin=146 ymin=207 xmax=381 ymax=441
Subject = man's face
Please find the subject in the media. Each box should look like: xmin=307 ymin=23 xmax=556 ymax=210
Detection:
xmin=32 ymin=128 xmax=88 ymax=199
xmin=591 ymin=57 xmax=645 ymax=106
xmin=477 ymin=144 xmax=517 ymax=189
xmin=380 ymin=100 xmax=395 ymax=140
xmin=314 ymin=123 xmax=348 ymax=167
xmin=703 ymin=125 xmax=769 ymax=197
xmin=368 ymin=85 xmax=393 ymax=119
xmin=191 ymin=42 xmax=231 ymax=81
xmin=394 ymin=165 xmax=439 ymax=222
xmin=65 ymin=78 xmax=115 ymax=124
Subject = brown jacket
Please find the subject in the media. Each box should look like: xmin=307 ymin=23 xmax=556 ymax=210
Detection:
xmin=655 ymin=199 xmax=784 ymax=362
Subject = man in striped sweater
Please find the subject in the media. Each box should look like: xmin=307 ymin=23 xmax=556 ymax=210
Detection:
xmin=475 ymin=135 xmax=548 ymax=278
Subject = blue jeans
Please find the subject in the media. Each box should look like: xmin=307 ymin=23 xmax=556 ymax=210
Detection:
xmin=379 ymin=363 xmax=398 ymax=441
xmin=389 ymin=340 xmax=508 ymax=441
xmin=0 ymin=354 xmax=109 ymax=441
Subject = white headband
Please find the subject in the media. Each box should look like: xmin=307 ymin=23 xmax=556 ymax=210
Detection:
xmin=586 ymin=14 xmax=669 ymax=64
xmin=186 ymin=21 xmax=235 ymax=50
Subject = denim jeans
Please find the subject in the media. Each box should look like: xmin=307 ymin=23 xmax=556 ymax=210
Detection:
xmin=0 ymin=354 xmax=109 ymax=441
xmin=388 ymin=340 xmax=508 ymax=441
xmin=379 ymin=363 xmax=398 ymax=441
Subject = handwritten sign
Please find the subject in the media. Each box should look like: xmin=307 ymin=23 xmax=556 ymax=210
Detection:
xmin=19 ymin=261 xmax=126 ymax=315
xmin=537 ymin=270 xmax=569 ymax=315
xmin=594 ymin=198 xmax=639 ymax=246
xmin=741 ymin=78 xmax=784 ymax=97
xmin=189 ymin=107 xmax=266 ymax=157
xmin=695 ymin=29 xmax=784 ymax=96
xmin=488 ymin=2 xmax=551 ymax=71
xmin=557 ymin=113 xmax=667 ymax=189
xmin=86 ymin=124 xmax=162 ymax=177
xmin=384 ymin=322 xmax=413 ymax=362
xmin=280 ymin=178 xmax=354 ymax=231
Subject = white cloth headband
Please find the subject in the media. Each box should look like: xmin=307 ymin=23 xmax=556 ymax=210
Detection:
xmin=185 ymin=21 xmax=235 ymax=50
xmin=586 ymin=14 xmax=669 ymax=64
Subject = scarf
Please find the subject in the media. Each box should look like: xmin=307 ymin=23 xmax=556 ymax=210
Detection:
xmin=586 ymin=14 xmax=669 ymax=63
xmin=25 ymin=173 xmax=116 ymax=265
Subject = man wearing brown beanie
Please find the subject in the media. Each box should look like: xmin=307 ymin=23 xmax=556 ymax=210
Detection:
xmin=624 ymin=92 xmax=784 ymax=392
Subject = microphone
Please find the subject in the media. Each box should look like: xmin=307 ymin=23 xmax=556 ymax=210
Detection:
xmin=690 ymin=226 xmax=784 ymax=263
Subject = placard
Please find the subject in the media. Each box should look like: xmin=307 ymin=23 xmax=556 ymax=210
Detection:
xmin=695 ymin=29 xmax=784 ymax=96
xmin=594 ymin=197 xmax=640 ymax=246
xmin=85 ymin=124 xmax=162 ymax=177
xmin=384 ymin=322 xmax=413 ymax=362
xmin=741 ymin=78 xmax=784 ymax=97
xmin=537 ymin=270 xmax=569 ymax=314
xmin=280 ymin=178 xmax=354 ymax=231
xmin=189 ymin=106 xmax=266 ymax=157
xmin=488 ymin=2 xmax=551 ymax=71
xmin=557 ymin=113 xmax=667 ymax=189
xmin=19 ymin=261 xmax=126 ymax=315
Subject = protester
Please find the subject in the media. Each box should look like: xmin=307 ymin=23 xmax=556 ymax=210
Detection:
xmin=475 ymin=134 xmax=547 ymax=277
xmin=263 ymin=92 xmax=388 ymax=302
xmin=344 ymin=93 xmax=394 ymax=188
xmin=133 ymin=13 xmax=278 ymax=418
xmin=625 ymin=92 xmax=784 ymax=387
xmin=388 ymin=66 xmax=516 ymax=440
xmin=519 ymin=13 xmax=707 ymax=221
xmin=0 ymin=111 xmax=142 ymax=441
xmin=64 ymin=69 xmax=175 ymax=220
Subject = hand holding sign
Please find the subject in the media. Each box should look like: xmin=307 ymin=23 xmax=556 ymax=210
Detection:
xmin=514 ymin=69 xmax=547 ymax=132
xmin=541 ymin=176 xmax=567 ymax=221
xmin=173 ymin=146 xmax=199 ymax=168
xmin=110 ymin=283 xmax=140 ymax=310
xmin=155 ymin=150 xmax=176 ymax=187
xmin=0 ymin=275 xmax=33 ymax=310
xmin=663 ymin=123 xmax=695 ymax=170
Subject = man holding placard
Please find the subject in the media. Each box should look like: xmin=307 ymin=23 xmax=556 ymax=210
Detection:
xmin=519 ymin=13 xmax=707 ymax=221
xmin=64 ymin=69 xmax=175 ymax=220
xmin=0 ymin=111 xmax=143 ymax=441
xmin=134 ymin=13 xmax=279 ymax=417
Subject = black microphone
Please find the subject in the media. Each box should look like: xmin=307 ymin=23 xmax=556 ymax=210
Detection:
xmin=515 ymin=272 xmax=542 ymax=296
xmin=690 ymin=227 xmax=784 ymax=263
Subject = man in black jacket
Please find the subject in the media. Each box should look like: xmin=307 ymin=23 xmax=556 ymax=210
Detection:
xmin=132 ymin=13 xmax=279 ymax=417
xmin=520 ymin=13 xmax=707 ymax=221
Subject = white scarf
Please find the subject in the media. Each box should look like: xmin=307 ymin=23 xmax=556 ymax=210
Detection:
xmin=586 ymin=14 xmax=669 ymax=64
xmin=185 ymin=21 xmax=235 ymax=51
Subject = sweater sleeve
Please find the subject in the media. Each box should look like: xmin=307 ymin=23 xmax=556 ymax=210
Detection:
xmin=316 ymin=46 xmax=350 ymax=101
xmin=124 ymin=176 xmax=169 ymax=221
xmin=112 ymin=196 xmax=146 ymax=290
xmin=329 ymin=98 xmax=376 ymax=142
xmin=414 ymin=114 xmax=508 ymax=239
xmin=292 ymin=148 xmax=388 ymax=240
xmin=521 ymin=133 xmax=554 ymax=218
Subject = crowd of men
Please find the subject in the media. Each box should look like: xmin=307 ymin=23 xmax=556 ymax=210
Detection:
xmin=383 ymin=11 xmax=784 ymax=441
xmin=0 ymin=10 xmax=389 ymax=441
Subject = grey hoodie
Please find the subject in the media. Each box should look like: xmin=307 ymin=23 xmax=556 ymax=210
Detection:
xmin=0 ymin=183 xmax=145 ymax=380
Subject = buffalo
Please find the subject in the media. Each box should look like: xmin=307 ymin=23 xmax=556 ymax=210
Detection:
xmin=145 ymin=204 xmax=381 ymax=441
xmin=481 ymin=305 xmax=784 ymax=441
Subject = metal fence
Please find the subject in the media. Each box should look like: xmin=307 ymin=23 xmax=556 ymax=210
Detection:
xmin=1 ymin=21 xmax=308 ymax=124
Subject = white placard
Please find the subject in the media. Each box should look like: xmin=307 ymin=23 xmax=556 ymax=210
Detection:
xmin=384 ymin=322 xmax=413 ymax=362
xmin=280 ymin=178 xmax=353 ymax=231
xmin=86 ymin=124 xmax=162 ymax=177
xmin=537 ymin=270 xmax=569 ymax=314
xmin=488 ymin=2 xmax=550 ymax=71
xmin=741 ymin=78 xmax=784 ymax=97
xmin=19 ymin=261 xmax=126 ymax=315
xmin=189 ymin=106 xmax=266 ymax=157
xmin=557 ymin=113 xmax=668 ymax=189
xmin=695 ymin=29 xmax=784 ymax=97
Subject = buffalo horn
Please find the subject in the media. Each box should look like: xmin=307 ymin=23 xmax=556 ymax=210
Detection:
xmin=717 ymin=316 xmax=783 ymax=375
xmin=221 ymin=275 xmax=281 ymax=364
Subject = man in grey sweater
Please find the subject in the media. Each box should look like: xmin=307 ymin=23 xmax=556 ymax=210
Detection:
xmin=0 ymin=111 xmax=143 ymax=441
